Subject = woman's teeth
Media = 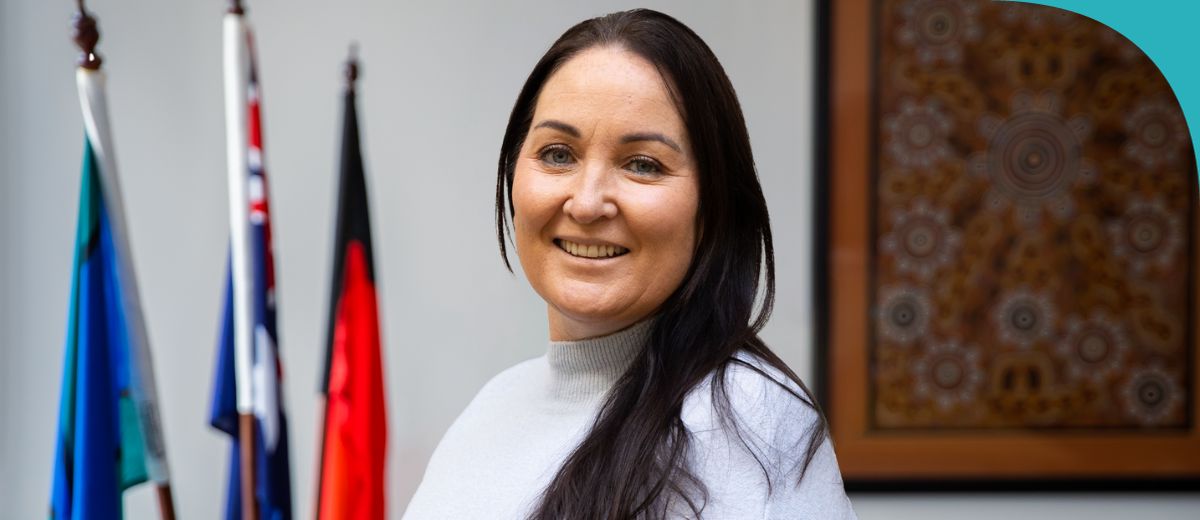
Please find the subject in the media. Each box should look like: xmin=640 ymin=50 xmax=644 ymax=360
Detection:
xmin=556 ymin=239 xmax=629 ymax=259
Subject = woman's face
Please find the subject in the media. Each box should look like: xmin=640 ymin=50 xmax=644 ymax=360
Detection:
xmin=512 ymin=46 xmax=699 ymax=341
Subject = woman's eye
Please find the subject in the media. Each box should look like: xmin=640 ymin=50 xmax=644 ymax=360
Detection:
xmin=627 ymin=157 xmax=662 ymax=176
xmin=539 ymin=146 xmax=575 ymax=167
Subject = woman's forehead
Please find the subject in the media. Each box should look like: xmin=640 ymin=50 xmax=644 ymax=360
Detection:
xmin=532 ymin=47 xmax=686 ymax=139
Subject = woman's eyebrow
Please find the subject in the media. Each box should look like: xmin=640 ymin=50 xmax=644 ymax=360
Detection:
xmin=533 ymin=119 xmax=580 ymax=137
xmin=533 ymin=120 xmax=682 ymax=153
xmin=620 ymin=132 xmax=682 ymax=153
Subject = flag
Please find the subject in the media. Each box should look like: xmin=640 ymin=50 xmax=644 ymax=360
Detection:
xmin=50 ymin=66 xmax=171 ymax=519
xmin=209 ymin=15 xmax=293 ymax=520
xmin=316 ymin=69 xmax=388 ymax=520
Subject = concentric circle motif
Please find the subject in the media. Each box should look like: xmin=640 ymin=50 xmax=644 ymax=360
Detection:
xmin=880 ymin=198 xmax=961 ymax=280
xmin=1055 ymin=313 xmax=1128 ymax=382
xmin=970 ymin=92 xmax=1094 ymax=225
xmin=912 ymin=340 xmax=983 ymax=411
xmin=993 ymin=288 xmax=1055 ymax=348
xmin=1121 ymin=366 xmax=1183 ymax=426
xmin=877 ymin=286 xmax=932 ymax=346
xmin=1123 ymin=97 xmax=1188 ymax=170
xmin=884 ymin=98 xmax=955 ymax=171
xmin=1107 ymin=196 xmax=1184 ymax=274
xmin=896 ymin=0 xmax=982 ymax=65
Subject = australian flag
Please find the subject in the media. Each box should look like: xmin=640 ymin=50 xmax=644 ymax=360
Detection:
xmin=209 ymin=41 xmax=293 ymax=520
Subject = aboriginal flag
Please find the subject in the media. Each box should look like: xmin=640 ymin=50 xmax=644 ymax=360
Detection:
xmin=315 ymin=74 xmax=388 ymax=520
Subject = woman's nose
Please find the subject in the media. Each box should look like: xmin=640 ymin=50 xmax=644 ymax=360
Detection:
xmin=562 ymin=161 xmax=618 ymax=224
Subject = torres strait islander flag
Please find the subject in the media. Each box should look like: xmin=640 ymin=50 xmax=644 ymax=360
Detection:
xmin=316 ymin=67 xmax=388 ymax=520
xmin=209 ymin=19 xmax=293 ymax=520
xmin=50 ymin=65 xmax=171 ymax=520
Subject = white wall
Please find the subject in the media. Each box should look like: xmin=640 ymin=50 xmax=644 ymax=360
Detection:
xmin=1 ymin=1 xmax=1196 ymax=518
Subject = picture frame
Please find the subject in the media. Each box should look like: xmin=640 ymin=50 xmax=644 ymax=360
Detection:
xmin=815 ymin=0 xmax=1200 ymax=490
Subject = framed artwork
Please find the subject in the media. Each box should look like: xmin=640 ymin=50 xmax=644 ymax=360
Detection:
xmin=817 ymin=0 xmax=1200 ymax=488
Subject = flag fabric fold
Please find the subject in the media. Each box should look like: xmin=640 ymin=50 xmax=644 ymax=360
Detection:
xmin=209 ymin=16 xmax=293 ymax=520
xmin=51 ymin=67 xmax=170 ymax=520
xmin=316 ymin=80 xmax=388 ymax=520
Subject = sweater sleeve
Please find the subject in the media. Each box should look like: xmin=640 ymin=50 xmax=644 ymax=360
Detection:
xmin=681 ymin=354 xmax=857 ymax=519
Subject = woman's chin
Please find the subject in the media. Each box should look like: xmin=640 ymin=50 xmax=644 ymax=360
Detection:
xmin=549 ymin=295 xmax=644 ymax=333
xmin=553 ymin=299 xmax=624 ymax=323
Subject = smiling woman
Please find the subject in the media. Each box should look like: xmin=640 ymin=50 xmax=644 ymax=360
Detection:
xmin=403 ymin=9 xmax=856 ymax=520
xmin=513 ymin=45 xmax=700 ymax=342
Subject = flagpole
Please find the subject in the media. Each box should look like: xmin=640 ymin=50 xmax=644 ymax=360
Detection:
xmin=71 ymin=2 xmax=176 ymax=520
xmin=224 ymin=0 xmax=259 ymax=519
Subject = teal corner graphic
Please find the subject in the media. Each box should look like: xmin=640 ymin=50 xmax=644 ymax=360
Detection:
xmin=1005 ymin=0 xmax=1200 ymax=171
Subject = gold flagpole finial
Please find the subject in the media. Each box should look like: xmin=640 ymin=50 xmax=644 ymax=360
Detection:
xmin=72 ymin=0 xmax=102 ymax=70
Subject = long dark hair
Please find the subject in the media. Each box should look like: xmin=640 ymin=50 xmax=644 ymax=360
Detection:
xmin=495 ymin=9 xmax=827 ymax=519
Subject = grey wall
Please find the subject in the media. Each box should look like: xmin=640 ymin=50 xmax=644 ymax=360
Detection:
xmin=1 ymin=0 xmax=1197 ymax=518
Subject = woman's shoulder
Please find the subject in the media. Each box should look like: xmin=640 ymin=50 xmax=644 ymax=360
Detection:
xmin=680 ymin=350 xmax=856 ymax=518
xmin=464 ymin=356 xmax=548 ymax=409
xmin=417 ymin=356 xmax=549 ymax=471
xmin=679 ymin=350 xmax=831 ymax=486
xmin=682 ymin=350 xmax=823 ymax=444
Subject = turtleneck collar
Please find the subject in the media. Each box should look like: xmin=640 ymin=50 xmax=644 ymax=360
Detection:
xmin=545 ymin=318 xmax=654 ymax=402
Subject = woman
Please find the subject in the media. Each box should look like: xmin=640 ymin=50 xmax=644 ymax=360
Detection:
xmin=404 ymin=9 xmax=856 ymax=519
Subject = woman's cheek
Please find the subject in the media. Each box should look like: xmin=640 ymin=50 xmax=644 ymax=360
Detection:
xmin=635 ymin=187 xmax=698 ymax=242
xmin=512 ymin=170 xmax=539 ymax=229
xmin=512 ymin=174 xmax=565 ymax=279
xmin=514 ymin=168 xmax=560 ymax=225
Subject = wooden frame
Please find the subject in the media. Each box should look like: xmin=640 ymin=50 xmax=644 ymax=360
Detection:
xmin=817 ymin=0 xmax=1200 ymax=489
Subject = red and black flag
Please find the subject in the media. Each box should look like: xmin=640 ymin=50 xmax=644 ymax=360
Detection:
xmin=316 ymin=54 xmax=388 ymax=520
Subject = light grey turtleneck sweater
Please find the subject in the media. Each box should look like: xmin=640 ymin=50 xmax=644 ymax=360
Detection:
xmin=402 ymin=320 xmax=857 ymax=519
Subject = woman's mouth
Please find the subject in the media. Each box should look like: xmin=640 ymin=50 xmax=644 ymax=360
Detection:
xmin=555 ymin=238 xmax=630 ymax=259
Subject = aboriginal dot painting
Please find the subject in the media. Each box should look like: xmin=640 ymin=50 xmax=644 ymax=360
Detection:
xmin=871 ymin=0 xmax=1196 ymax=430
